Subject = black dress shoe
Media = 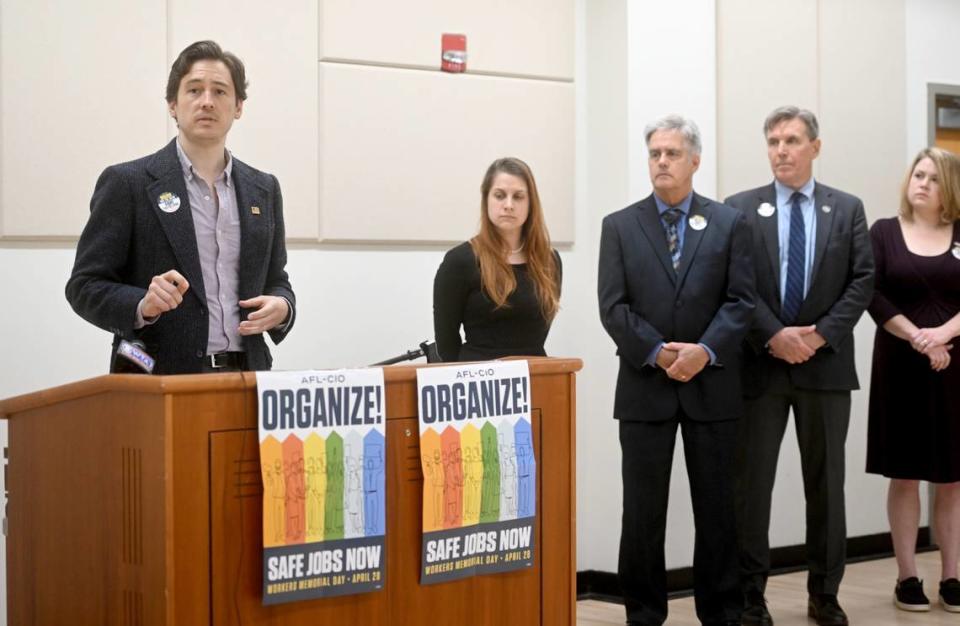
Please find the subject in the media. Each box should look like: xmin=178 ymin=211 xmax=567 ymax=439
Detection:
xmin=807 ymin=594 xmax=848 ymax=626
xmin=742 ymin=589 xmax=774 ymax=625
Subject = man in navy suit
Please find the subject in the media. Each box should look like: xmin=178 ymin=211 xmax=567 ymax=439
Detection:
xmin=598 ymin=115 xmax=755 ymax=626
xmin=67 ymin=41 xmax=295 ymax=374
xmin=724 ymin=106 xmax=873 ymax=626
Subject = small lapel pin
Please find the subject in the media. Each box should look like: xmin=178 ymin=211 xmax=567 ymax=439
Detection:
xmin=821 ymin=205 xmax=832 ymax=214
xmin=251 ymin=206 xmax=261 ymax=215
xmin=688 ymin=214 xmax=708 ymax=231
xmin=952 ymin=242 xmax=960 ymax=260
xmin=758 ymin=202 xmax=775 ymax=218
xmin=157 ymin=191 xmax=181 ymax=213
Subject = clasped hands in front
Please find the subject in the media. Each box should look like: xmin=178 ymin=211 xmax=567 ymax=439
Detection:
xmin=656 ymin=342 xmax=709 ymax=383
xmin=767 ymin=325 xmax=825 ymax=364
xmin=140 ymin=268 xmax=288 ymax=335
xmin=909 ymin=326 xmax=953 ymax=372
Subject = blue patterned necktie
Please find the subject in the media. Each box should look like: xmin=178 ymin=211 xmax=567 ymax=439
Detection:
xmin=782 ymin=191 xmax=806 ymax=323
xmin=663 ymin=207 xmax=684 ymax=270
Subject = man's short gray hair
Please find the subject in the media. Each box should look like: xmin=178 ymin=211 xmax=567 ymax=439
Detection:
xmin=644 ymin=115 xmax=702 ymax=156
xmin=763 ymin=106 xmax=819 ymax=141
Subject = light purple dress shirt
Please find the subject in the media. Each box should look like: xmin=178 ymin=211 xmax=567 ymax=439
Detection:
xmin=176 ymin=140 xmax=243 ymax=354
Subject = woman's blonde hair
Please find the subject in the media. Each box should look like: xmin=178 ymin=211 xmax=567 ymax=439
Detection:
xmin=899 ymin=147 xmax=960 ymax=223
xmin=469 ymin=157 xmax=560 ymax=321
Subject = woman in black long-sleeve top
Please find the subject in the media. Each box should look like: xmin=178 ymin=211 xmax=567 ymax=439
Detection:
xmin=433 ymin=157 xmax=561 ymax=362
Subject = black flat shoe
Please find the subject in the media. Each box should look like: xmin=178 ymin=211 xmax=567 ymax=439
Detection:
xmin=894 ymin=576 xmax=930 ymax=611
xmin=940 ymin=578 xmax=960 ymax=613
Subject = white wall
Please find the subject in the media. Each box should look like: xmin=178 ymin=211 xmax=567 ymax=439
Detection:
xmin=574 ymin=0 xmax=629 ymax=573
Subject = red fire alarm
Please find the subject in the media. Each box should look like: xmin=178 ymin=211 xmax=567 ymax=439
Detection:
xmin=441 ymin=33 xmax=467 ymax=73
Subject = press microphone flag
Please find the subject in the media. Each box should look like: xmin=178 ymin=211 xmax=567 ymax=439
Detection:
xmin=113 ymin=339 xmax=155 ymax=374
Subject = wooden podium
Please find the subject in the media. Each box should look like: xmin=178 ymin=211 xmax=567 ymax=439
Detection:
xmin=0 ymin=357 xmax=580 ymax=626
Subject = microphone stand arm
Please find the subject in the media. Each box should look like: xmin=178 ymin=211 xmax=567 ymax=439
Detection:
xmin=370 ymin=340 xmax=440 ymax=366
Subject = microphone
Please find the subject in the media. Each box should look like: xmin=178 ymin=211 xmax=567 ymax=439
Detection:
xmin=112 ymin=339 xmax=156 ymax=374
xmin=420 ymin=340 xmax=441 ymax=363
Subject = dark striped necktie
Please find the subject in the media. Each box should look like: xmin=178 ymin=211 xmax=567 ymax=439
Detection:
xmin=781 ymin=191 xmax=806 ymax=323
xmin=662 ymin=207 xmax=684 ymax=270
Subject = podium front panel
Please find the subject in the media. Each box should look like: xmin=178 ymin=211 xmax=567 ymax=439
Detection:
xmin=1 ymin=359 xmax=578 ymax=626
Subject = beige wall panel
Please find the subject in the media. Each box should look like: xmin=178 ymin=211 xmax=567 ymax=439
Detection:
xmin=319 ymin=63 xmax=574 ymax=243
xmin=716 ymin=0 xmax=818 ymax=199
xmin=320 ymin=0 xmax=574 ymax=80
xmin=818 ymin=0 xmax=905 ymax=221
xmin=168 ymin=0 xmax=320 ymax=239
xmin=0 ymin=1 xmax=167 ymax=239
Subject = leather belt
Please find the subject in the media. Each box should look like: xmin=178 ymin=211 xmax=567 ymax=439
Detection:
xmin=206 ymin=351 xmax=247 ymax=369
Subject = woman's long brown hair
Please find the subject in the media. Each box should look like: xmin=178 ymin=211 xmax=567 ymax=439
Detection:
xmin=469 ymin=157 xmax=560 ymax=321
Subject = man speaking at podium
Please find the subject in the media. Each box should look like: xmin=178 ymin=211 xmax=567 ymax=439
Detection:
xmin=66 ymin=41 xmax=295 ymax=374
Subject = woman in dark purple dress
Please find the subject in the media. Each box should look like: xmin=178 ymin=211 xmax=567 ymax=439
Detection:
xmin=867 ymin=147 xmax=960 ymax=613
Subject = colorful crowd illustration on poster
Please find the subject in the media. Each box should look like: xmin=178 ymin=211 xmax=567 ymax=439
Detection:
xmin=256 ymin=369 xmax=386 ymax=605
xmin=416 ymin=360 xmax=536 ymax=584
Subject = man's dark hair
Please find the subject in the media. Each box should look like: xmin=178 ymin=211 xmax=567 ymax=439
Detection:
xmin=165 ymin=40 xmax=248 ymax=103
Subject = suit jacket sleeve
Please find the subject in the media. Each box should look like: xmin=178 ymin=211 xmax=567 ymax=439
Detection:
xmin=65 ymin=165 xmax=147 ymax=336
xmin=746 ymin=294 xmax=784 ymax=352
xmin=597 ymin=215 xmax=665 ymax=370
xmin=813 ymin=199 xmax=874 ymax=350
xmin=264 ymin=175 xmax=296 ymax=345
xmin=698 ymin=210 xmax=756 ymax=361
xmin=722 ymin=194 xmax=778 ymax=352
